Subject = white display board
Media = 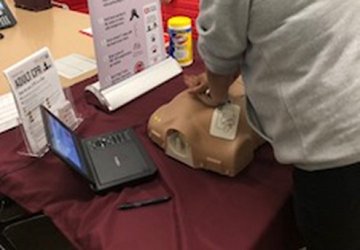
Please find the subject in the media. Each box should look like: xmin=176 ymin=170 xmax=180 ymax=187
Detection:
xmin=88 ymin=0 xmax=168 ymax=89
xmin=86 ymin=0 xmax=182 ymax=111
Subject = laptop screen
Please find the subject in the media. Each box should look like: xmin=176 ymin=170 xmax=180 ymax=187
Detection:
xmin=44 ymin=108 xmax=87 ymax=175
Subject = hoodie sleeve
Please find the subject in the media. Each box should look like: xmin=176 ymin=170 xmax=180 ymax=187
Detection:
xmin=196 ymin=0 xmax=251 ymax=75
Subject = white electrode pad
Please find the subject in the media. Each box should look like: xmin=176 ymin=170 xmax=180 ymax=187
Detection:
xmin=209 ymin=103 xmax=241 ymax=140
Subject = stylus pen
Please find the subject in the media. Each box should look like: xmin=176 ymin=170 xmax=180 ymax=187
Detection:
xmin=118 ymin=195 xmax=172 ymax=210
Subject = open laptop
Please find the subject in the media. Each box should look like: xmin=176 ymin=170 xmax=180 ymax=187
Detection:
xmin=41 ymin=106 xmax=157 ymax=191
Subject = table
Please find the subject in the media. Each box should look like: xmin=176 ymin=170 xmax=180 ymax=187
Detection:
xmin=0 ymin=61 xmax=300 ymax=249
xmin=0 ymin=0 xmax=95 ymax=94
xmin=0 ymin=1 xmax=300 ymax=248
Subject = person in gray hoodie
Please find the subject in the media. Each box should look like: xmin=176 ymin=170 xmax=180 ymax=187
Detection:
xmin=185 ymin=0 xmax=360 ymax=249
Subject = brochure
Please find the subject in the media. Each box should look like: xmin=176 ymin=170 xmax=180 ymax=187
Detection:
xmin=3 ymin=48 xmax=77 ymax=155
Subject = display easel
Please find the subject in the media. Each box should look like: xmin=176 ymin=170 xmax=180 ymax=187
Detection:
xmin=17 ymin=89 xmax=82 ymax=157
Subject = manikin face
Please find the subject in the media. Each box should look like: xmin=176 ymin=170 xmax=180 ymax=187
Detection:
xmin=148 ymin=77 xmax=264 ymax=176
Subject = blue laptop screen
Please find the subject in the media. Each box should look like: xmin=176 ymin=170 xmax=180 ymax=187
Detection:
xmin=47 ymin=113 xmax=86 ymax=175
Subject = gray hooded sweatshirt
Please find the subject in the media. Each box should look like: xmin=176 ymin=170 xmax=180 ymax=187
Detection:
xmin=197 ymin=0 xmax=360 ymax=170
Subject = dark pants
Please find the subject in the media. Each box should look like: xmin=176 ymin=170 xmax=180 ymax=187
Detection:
xmin=293 ymin=163 xmax=360 ymax=250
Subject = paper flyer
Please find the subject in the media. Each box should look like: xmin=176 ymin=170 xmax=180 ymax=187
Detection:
xmin=88 ymin=0 xmax=167 ymax=89
xmin=55 ymin=54 xmax=97 ymax=79
xmin=3 ymin=48 xmax=71 ymax=155
xmin=0 ymin=92 xmax=19 ymax=134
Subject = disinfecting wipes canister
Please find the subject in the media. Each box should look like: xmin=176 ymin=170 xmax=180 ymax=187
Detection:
xmin=167 ymin=16 xmax=193 ymax=67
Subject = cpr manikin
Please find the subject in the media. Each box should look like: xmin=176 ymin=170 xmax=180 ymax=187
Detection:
xmin=147 ymin=76 xmax=264 ymax=176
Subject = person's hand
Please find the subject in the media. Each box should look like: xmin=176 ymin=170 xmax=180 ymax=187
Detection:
xmin=184 ymin=73 xmax=223 ymax=107
xmin=184 ymin=73 xmax=208 ymax=94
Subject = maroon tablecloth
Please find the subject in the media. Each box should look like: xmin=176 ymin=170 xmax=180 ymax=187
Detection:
xmin=0 ymin=58 xmax=300 ymax=250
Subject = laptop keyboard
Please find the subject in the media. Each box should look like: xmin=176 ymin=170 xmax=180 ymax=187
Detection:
xmin=88 ymin=130 xmax=132 ymax=150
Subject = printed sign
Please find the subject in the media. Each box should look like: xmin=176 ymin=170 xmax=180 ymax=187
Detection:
xmin=88 ymin=0 xmax=167 ymax=89
xmin=3 ymin=48 xmax=76 ymax=155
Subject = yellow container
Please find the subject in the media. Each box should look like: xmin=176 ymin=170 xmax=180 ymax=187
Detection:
xmin=167 ymin=16 xmax=193 ymax=67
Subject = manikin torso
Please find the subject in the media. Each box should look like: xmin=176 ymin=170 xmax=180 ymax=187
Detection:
xmin=148 ymin=77 xmax=264 ymax=176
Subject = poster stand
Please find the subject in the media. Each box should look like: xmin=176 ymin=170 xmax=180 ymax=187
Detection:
xmin=85 ymin=0 xmax=182 ymax=112
xmin=16 ymin=87 xmax=82 ymax=158
xmin=84 ymin=57 xmax=181 ymax=112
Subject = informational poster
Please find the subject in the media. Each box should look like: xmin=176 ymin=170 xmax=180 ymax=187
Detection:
xmin=88 ymin=0 xmax=167 ymax=89
xmin=3 ymin=48 xmax=74 ymax=155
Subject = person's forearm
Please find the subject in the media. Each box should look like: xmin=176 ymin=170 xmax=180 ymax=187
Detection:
xmin=206 ymin=68 xmax=239 ymax=104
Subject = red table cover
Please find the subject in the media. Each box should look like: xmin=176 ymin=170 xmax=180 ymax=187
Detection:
xmin=0 ymin=56 xmax=300 ymax=250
